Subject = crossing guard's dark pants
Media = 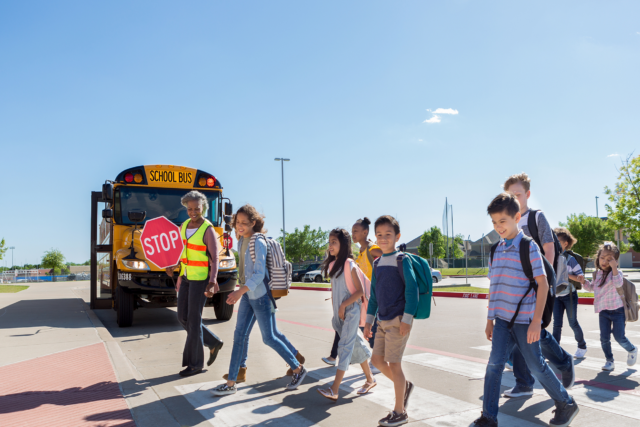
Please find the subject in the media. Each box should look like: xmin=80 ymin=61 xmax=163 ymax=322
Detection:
xmin=177 ymin=277 xmax=223 ymax=369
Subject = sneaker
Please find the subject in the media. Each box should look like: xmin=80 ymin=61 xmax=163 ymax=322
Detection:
xmin=562 ymin=356 xmax=575 ymax=389
xmin=370 ymin=361 xmax=381 ymax=374
xmin=286 ymin=365 xmax=308 ymax=390
xmin=378 ymin=411 xmax=408 ymax=427
xmin=627 ymin=348 xmax=638 ymax=367
xmin=574 ymin=348 xmax=587 ymax=359
xmin=403 ymin=381 xmax=414 ymax=410
xmin=503 ymin=384 xmax=534 ymax=398
xmin=505 ymin=360 xmax=513 ymax=371
xmin=321 ymin=357 xmax=336 ymax=366
xmin=602 ymin=360 xmax=615 ymax=371
xmin=549 ymin=399 xmax=579 ymax=427
xmin=472 ymin=413 xmax=498 ymax=427
xmin=210 ymin=383 xmax=236 ymax=396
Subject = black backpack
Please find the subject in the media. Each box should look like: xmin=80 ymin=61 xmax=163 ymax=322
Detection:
xmin=490 ymin=236 xmax=556 ymax=329
xmin=527 ymin=209 xmax=563 ymax=273
xmin=565 ymin=250 xmax=585 ymax=290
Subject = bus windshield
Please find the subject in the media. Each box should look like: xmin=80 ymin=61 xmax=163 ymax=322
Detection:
xmin=114 ymin=187 xmax=219 ymax=226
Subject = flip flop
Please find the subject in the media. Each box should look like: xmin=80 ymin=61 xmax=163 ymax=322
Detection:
xmin=356 ymin=380 xmax=377 ymax=395
xmin=317 ymin=387 xmax=338 ymax=402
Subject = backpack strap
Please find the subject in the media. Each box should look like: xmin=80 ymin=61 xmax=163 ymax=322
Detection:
xmin=490 ymin=242 xmax=499 ymax=265
xmin=507 ymin=236 xmax=536 ymax=329
xmin=366 ymin=242 xmax=375 ymax=267
xmin=396 ymin=252 xmax=406 ymax=285
xmin=527 ymin=209 xmax=543 ymax=254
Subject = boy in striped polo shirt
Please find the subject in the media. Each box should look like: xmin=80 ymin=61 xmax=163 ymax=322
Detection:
xmin=473 ymin=193 xmax=578 ymax=427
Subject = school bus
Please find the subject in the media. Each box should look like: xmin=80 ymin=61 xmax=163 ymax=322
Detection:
xmin=90 ymin=165 xmax=237 ymax=327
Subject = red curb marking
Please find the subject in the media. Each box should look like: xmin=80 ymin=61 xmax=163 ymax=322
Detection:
xmin=275 ymin=317 xmax=640 ymax=396
xmin=0 ymin=343 xmax=135 ymax=427
xmin=432 ymin=292 xmax=595 ymax=305
xmin=290 ymin=286 xmax=331 ymax=292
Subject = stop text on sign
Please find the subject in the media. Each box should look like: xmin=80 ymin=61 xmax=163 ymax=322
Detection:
xmin=143 ymin=230 xmax=180 ymax=255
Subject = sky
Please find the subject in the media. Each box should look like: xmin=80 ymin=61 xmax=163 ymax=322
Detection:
xmin=1 ymin=1 xmax=639 ymax=266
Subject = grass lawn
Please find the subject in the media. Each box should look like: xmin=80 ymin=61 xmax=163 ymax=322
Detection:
xmin=439 ymin=268 xmax=489 ymax=276
xmin=0 ymin=285 xmax=29 ymax=293
xmin=291 ymin=282 xmax=331 ymax=289
xmin=434 ymin=286 xmax=488 ymax=293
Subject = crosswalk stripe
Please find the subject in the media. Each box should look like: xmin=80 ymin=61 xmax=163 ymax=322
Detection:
xmin=589 ymin=329 xmax=640 ymax=338
xmin=472 ymin=335 xmax=630 ymax=354
xmin=175 ymin=381 xmax=319 ymax=426
xmin=404 ymin=352 xmax=640 ymax=420
xmin=424 ymin=408 xmax=542 ymax=427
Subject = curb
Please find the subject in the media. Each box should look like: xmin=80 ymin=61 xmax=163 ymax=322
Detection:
xmin=82 ymin=302 xmax=181 ymax=427
xmin=432 ymin=292 xmax=596 ymax=305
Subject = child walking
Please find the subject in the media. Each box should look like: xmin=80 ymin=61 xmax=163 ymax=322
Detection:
xmin=582 ymin=242 xmax=638 ymax=371
xmin=211 ymin=205 xmax=308 ymax=396
xmin=316 ymin=229 xmax=376 ymax=402
xmin=474 ymin=193 xmax=578 ymax=427
xmin=552 ymin=227 xmax=588 ymax=359
xmin=323 ymin=217 xmax=382 ymax=372
xmin=364 ymin=215 xmax=418 ymax=427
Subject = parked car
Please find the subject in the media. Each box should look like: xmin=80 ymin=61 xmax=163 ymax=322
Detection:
xmin=292 ymin=263 xmax=321 ymax=282
xmin=303 ymin=268 xmax=325 ymax=283
xmin=431 ymin=269 xmax=442 ymax=283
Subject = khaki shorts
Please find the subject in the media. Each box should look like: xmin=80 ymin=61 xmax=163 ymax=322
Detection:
xmin=372 ymin=315 xmax=410 ymax=363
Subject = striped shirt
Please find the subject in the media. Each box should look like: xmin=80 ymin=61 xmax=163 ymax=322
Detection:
xmin=488 ymin=230 xmax=546 ymax=325
xmin=556 ymin=253 xmax=584 ymax=296
xmin=583 ymin=271 xmax=624 ymax=313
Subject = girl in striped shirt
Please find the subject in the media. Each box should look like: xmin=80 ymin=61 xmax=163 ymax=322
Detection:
xmin=583 ymin=242 xmax=637 ymax=371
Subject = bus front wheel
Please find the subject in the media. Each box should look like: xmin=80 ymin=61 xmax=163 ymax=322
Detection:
xmin=116 ymin=286 xmax=135 ymax=327
xmin=213 ymin=293 xmax=234 ymax=321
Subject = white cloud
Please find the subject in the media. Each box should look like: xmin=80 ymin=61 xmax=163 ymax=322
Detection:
xmin=418 ymin=139 xmax=423 ymax=142
xmin=608 ymin=153 xmax=620 ymax=157
xmin=423 ymin=115 xmax=441 ymax=124
xmin=432 ymin=108 xmax=459 ymax=115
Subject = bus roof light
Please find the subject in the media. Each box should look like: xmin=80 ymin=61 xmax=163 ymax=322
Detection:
xmin=198 ymin=177 xmax=207 ymax=187
xmin=125 ymin=173 xmax=134 ymax=183
xmin=134 ymin=173 xmax=143 ymax=183
xmin=206 ymin=177 xmax=215 ymax=187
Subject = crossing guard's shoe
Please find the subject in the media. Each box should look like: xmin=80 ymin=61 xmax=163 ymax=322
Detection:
xmin=472 ymin=413 xmax=497 ymax=427
xmin=549 ymin=399 xmax=579 ymax=427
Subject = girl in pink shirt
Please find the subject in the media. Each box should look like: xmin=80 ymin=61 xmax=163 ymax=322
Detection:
xmin=583 ymin=243 xmax=637 ymax=371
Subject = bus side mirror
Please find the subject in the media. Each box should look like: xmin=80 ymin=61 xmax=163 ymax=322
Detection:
xmin=102 ymin=183 xmax=113 ymax=202
xmin=225 ymin=223 xmax=232 ymax=232
xmin=224 ymin=215 xmax=233 ymax=224
xmin=224 ymin=203 xmax=233 ymax=216
xmin=102 ymin=209 xmax=113 ymax=219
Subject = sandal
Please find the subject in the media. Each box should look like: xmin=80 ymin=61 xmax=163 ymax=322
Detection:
xmin=356 ymin=380 xmax=377 ymax=395
xmin=317 ymin=387 xmax=338 ymax=403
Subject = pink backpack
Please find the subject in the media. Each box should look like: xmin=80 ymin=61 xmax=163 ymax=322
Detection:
xmin=330 ymin=259 xmax=371 ymax=327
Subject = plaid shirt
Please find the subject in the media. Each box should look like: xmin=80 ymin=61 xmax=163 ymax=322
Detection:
xmin=583 ymin=271 xmax=624 ymax=313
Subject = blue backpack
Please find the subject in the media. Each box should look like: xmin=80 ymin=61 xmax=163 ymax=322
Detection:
xmin=374 ymin=252 xmax=434 ymax=320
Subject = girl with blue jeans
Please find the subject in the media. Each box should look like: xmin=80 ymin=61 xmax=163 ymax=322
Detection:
xmin=211 ymin=205 xmax=307 ymax=396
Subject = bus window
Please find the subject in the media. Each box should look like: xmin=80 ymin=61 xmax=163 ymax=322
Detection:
xmin=114 ymin=187 xmax=219 ymax=226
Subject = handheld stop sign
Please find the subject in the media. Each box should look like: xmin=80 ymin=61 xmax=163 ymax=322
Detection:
xmin=141 ymin=216 xmax=184 ymax=269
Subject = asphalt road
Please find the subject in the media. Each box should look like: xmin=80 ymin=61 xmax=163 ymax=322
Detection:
xmin=89 ymin=286 xmax=640 ymax=427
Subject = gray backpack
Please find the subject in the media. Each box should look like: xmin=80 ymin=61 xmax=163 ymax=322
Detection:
xmin=592 ymin=271 xmax=639 ymax=323
xmin=555 ymin=253 xmax=572 ymax=297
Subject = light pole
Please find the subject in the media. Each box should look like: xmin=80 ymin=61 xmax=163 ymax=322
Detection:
xmin=595 ymin=196 xmax=599 ymax=218
xmin=8 ymin=247 xmax=15 ymax=270
xmin=274 ymin=158 xmax=290 ymax=258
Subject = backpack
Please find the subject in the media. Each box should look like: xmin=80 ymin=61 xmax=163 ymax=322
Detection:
xmin=554 ymin=252 xmax=571 ymax=296
xmin=340 ymin=259 xmax=371 ymax=327
xmin=527 ymin=209 xmax=563 ymax=272
xmin=374 ymin=252 xmax=434 ymax=320
xmin=592 ymin=271 xmax=639 ymax=323
xmin=249 ymin=234 xmax=292 ymax=300
xmin=490 ymin=236 xmax=557 ymax=329
xmin=566 ymin=250 xmax=586 ymax=290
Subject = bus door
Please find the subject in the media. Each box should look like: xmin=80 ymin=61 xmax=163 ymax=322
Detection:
xmin=90 ymin=190 xmax=113 ymax=309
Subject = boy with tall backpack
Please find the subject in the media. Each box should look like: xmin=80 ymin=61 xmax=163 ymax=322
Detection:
xmin=474 ymin=193 xmax=578 ymax=427
xmin=502 ymin=173 xmax=575 ymax=399
xmin=363 ymin=215 xmax=433 ymax=427
xmin=552 ymin=227 xmax=588 ymax=359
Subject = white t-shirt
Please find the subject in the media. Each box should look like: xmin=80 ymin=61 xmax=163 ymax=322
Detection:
xmin=186 ymin=228 xmax=197 ymax=239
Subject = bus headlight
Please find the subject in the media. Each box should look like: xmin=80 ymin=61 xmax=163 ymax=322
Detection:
xmin=122 ymin=260 xmax=150 ymax=270
xmin=219 ymin=258 xmax=236 ymax=269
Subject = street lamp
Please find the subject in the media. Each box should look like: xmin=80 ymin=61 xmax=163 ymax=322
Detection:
xmin=274 ymin=158 xmax=290 ymax=257
xmin=8 ymin=247 xmax=15 ymax=269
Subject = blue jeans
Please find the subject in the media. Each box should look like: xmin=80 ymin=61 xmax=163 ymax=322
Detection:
xmin=236 ymin=307 xmax=298 ymax=368
xmin=553 ymin=291 xmax=586 ymax=349
xmin=177 ymin=278 xmax=223 ymax=369
xmin=511 ymin=328 xmax=573 ymax=389
xmin=483 ymin=318 xmax=571 ymax=423
xmin=227 ymin=292 xmax=299 ymax=381
xmin=599 ymin=307 xmax=636 ymax=362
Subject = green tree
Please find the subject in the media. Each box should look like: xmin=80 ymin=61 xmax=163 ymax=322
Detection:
xmin=0 ymin=238 xmax=7 ymax=262
xmin=277 ymin=226 xmax=329 ymax=263
xmin=42 ymin=249 xmax=66 ymax=273
xmin=560 ymin=213 xmax=627 ymax=258
xmin=418 ymin=226 xmax=446 ymax=259
xmin=448 ymin=234 xmax=465 ymax=259
xmin=605 ymin=154 xmax=640 ymax=252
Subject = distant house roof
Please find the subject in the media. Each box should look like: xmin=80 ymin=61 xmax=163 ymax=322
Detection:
xmin=404 ymin=230 xmax=501 ymax=257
